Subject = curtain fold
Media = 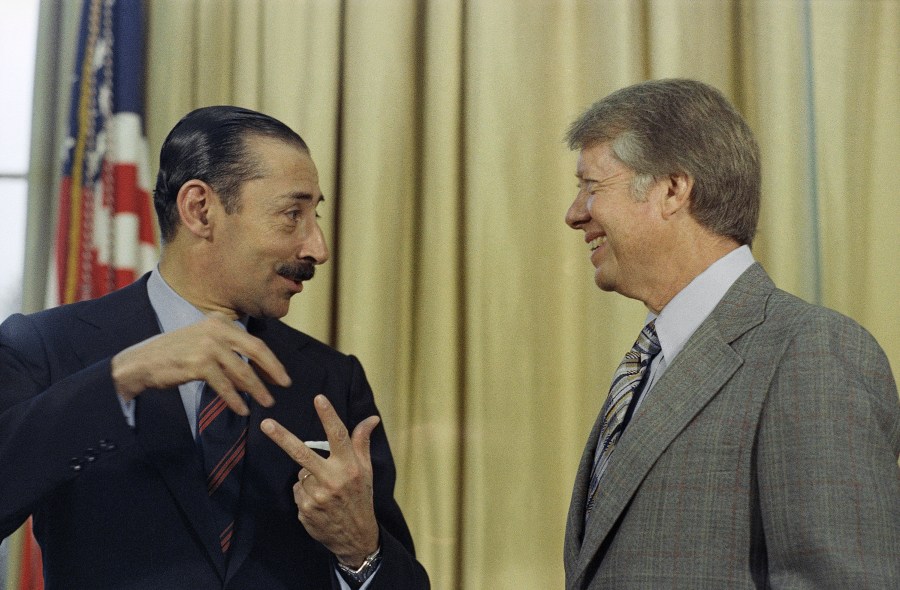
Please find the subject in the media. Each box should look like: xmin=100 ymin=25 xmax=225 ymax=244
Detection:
xmin=20 ymin=1 xmax=899 ymax=588
xmin=22 ymin=0 xmax=82 ymax=314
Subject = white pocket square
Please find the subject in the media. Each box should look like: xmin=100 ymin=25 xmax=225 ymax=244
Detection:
xmin=306 ymin=440 xmax=330 ymax=452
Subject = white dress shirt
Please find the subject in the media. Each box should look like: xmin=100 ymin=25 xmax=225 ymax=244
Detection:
xmin=633 ymin=245 xmax=756 ymax=414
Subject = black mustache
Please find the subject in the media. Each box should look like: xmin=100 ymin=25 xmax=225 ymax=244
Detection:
xmin=276 ymin=261 xmax=316 ymax=282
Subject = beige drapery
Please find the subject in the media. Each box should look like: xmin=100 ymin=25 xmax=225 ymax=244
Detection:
xmin=19 ymin=1 xmax=898 ymax=588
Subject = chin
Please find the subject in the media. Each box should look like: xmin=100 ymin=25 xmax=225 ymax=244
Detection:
xmin=271 ymin=297 xmax=296 ymax=319
xmin=594 ymin=273 xmax=617 ymax=293
xmin=263 ymin=306 xmax=291 ymax=319
xmin=246 ymin=298 xmax=289 ymax=320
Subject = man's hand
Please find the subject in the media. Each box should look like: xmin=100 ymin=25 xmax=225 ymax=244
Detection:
xmin=261 ymin=395 xmax=381 ymax=568
xmin=110 ymin=313 xmax=290 ymax=415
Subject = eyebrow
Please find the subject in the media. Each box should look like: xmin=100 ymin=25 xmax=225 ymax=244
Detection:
xmin=281 ymin=191 xmax=326 ymax=204
xmin=577 ymin=171 xmax=629 ymax=185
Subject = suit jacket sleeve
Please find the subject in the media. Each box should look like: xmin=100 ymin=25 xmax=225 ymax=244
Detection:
xmin=757 ymin=308 xmax=900 ymax=588
xmin=0 ymin=312 xmax=136 ymax=538
xmin=327 ymin=355 xmax=429 ymax=590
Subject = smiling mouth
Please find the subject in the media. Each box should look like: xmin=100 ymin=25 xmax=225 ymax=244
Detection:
xmin=589 ymin=236 xmax=607 ymax=251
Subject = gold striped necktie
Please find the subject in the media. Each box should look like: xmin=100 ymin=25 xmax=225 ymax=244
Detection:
xmin=585 ymin=321 xmax=661 ymax=519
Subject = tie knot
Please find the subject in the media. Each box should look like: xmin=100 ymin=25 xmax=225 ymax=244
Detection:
xmin=635 ymin=321 xmax=661 ymax=358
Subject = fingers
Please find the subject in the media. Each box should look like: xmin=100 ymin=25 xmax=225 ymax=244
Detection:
xmin=207 ymin=315 xmax=290 ymax=387
xmin=274 ymin=405 xmax=380 ymax=563
xmin=192 ymin=329 xmax=265 ymax=414
xmin=296 ymin=469 xmax=316 ymax=498
xmin=313 ymin=395 xmax=353 ymax=455
xmin=111 ymin=312 xmax=289 ymax=414
xmin=351 ymin=415 xmax=381 ymax=468
xmin=198 ymin=315 xmax=289 ymax=410
xmin=219 ymin=350 xmax=273 ymax=411
xmin=263 ymin=399 xmax=379 ymax=478
xmin=261 ymin=418 xmax=327 ymax=474
xmin=311 ymin=395 xmax=380 ymax=466
xmin=236 ymin=333 xmax=291 ymax=389
xmin=203 ymin=372 xmax=250 ymax=416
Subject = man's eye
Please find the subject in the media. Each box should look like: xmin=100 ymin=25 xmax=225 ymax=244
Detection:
xmin=286 ymin=210 xmax=300 ymax=221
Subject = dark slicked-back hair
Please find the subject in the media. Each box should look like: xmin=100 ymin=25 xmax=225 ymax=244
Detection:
xmin=566 ymin=79 xmax=761 ymax=246
xmin=153 ymin=105 xmax=309 ymax=242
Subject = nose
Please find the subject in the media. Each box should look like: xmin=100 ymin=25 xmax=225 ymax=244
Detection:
xmin=565 ymin=189 xmax=589 ymax=230
xmin=301 ymin=219 xmax=330 ymax=265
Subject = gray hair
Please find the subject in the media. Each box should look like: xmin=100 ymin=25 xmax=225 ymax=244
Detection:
xmin=566 ymin=79 xmax=761 ymax=246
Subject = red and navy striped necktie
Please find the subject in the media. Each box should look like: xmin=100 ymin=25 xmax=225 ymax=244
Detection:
xmin=198 ymin=386 xmax=248 ymax=554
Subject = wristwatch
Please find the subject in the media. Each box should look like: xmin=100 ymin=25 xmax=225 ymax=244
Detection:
xmin=336 ymin=546 xmax=382 ymax=588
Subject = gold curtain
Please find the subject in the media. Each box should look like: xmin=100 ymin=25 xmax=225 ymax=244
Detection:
xmin=142 ymin=1 xmax=900 ymax=588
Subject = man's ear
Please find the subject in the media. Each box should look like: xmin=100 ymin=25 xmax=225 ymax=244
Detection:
xmin=176 ymin=179 xmax=216 ymax=238
xmin=661 ymin=172 xmax=693 ymax=219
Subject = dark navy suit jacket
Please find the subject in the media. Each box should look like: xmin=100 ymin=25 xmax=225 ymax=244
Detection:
xmin=0 ymin=275 xmax=428 ymax=589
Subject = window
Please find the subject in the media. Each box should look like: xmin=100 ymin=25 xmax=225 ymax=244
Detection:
xmin=0 ymin=0 xmax=40 ymax=322
xmin=0 ymin=0 xmax=39 ymax=581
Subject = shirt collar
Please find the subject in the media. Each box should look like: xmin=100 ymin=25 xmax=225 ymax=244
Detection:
xmin=648 ymin=245 xmax=755 ymax=367
xmin=147 ymin=267 xmax=208 ymax=333
xmin=146 ymin=267 xmax=247 ymax=333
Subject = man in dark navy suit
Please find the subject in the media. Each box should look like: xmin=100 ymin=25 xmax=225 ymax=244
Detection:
xmin=0 ymin=106 xmax=428 ymax=589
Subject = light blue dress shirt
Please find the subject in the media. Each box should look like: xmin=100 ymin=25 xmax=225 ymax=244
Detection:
xmin=633 ymin=245 xmax=756 ymax=414
xmin=117 ymin=268 xmax=245 ymax=435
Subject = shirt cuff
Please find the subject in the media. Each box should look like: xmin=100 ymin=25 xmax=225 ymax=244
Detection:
xmin=117 ymin=395 xmax=136 ymax=428
xmin=335 ymin=563 xmax=380 ymax=590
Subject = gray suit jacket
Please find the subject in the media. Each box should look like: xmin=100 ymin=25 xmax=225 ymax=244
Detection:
xmin=565 ymin=263 xmax=900 ymax=589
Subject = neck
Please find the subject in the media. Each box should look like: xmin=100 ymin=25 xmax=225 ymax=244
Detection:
xmin=158 ymin=246 xmax=241 ymax=321
xmin=642 ymin=233 xmax=741 ymax=314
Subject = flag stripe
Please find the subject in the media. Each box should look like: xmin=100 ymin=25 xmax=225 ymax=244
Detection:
xmin=55 ymin=0 xmax=155 ymax=308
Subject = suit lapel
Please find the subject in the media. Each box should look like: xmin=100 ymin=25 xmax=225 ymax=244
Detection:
xmin=136 ymin=388 xmax=227 ymax=576
xmin=70 ymin=276 xmax=161 ymax=369
xmin=569 ymin=264 xmax=773 ymax=587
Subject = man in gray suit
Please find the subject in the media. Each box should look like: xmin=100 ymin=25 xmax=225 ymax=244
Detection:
xmin=563 ymin=79 xmax=899 ymax=589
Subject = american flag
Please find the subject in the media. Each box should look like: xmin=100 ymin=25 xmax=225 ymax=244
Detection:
xmin=13 ymin=1 xmax=156 ymax=588
xmin=50 ymin=0 xmax=156 ymax=307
